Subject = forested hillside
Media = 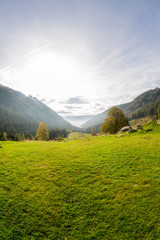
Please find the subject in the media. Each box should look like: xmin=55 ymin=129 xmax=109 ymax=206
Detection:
xmin=120 ymin=88 xmax=160 ymax=120
xmin=81 ymin=88 xmax=160 ymax=129
xmin=0 ymin=84 xmax=73 ymax=136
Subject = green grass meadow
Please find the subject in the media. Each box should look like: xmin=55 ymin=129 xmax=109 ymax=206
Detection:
xmin=0 ymin=132 xmax=160 ymax=239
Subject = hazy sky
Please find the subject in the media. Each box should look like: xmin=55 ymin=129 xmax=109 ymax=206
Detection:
xmin=0 ymin=0 xmax=160 ymax=126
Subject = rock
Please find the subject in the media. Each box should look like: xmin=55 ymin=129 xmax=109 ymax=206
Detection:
xmin=157 ymin=120 xmax=160 ymax=125
xmin=117 ymin=134 xmax=124 ymax=138
xmin=120 ymin=126 xmax=131 ymax=132
xmin=126 ymin=129 xmax=132 ymax=134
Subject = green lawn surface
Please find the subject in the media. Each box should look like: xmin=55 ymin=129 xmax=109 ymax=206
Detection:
xmin=0 ymin=133 xmax=160 ymax=239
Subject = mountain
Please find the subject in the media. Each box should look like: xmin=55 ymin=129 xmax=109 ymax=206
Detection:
xmin=80 ymin=110 xmax=110 ymax=129
xmin=81 ymin=88 xmax=160 ymax=129
xmin=0 ymin=84 xmax=74 ymax=135
xmin=119 ymin=88 xmax=160 ymax=119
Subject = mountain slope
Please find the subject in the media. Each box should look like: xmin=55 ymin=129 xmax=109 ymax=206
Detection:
xmin=81 ymin=88 xmax=160 ymax=129
xmin=0 ymin=84 xmax=73 ymax=134
xmin=119 ymin=88 xmax=160 ymax=119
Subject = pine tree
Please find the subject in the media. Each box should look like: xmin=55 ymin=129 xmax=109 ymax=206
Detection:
xmin=15 ymin=133 xmax=21 ymax=141
xmin=21 ymin=133 xmax=25 ymax=141
xmin=157 ymin=104 xmax=160 ymax=117
xmin=36 ymin=122 xmax=49 ymax=141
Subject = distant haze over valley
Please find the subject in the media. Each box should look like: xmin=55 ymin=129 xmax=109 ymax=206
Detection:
xmin=64 ymin=115 xmax=95 ymax=127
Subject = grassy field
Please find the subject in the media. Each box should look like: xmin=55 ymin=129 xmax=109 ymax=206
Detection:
xmin=0 ymin=131 xmax=160 ymax=239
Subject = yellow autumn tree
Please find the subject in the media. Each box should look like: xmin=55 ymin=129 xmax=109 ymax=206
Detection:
xmin=100 ymin=117 xmax=115 ymax=134
xmin=36 ymin=122 xmax=49 ymax=141
xmin=100 ymin=106 xmax=128 ymax=134
xmin=1 ymin=132 xmax=7 ymax=141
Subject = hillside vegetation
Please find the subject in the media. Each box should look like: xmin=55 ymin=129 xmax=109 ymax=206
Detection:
xmin=0 ymin=129 xmax=160 ymax=239
xmin=0 ymin=84 xmax=73 ymax=135
xmin=81 ymin=88 xmax=160 ymax=129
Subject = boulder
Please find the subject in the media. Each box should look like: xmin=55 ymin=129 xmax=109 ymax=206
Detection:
xmin=157 ymin=120 xmax=160 ymax=125
xmin=126 ymin=129 xmax=132 ymax=134
xmin=117 ymin=134 xmax=125 ymax=138
xmin=120 ymin=126 xmax=131 ymax=133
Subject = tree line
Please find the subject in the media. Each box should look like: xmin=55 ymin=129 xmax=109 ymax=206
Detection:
xmin=127 ymin=102 xmax=160 ymax=120
xmin=1 ymin=103 xmax=160 ymax=141
xmin=0 ymin=123 xmax=71 ymax=141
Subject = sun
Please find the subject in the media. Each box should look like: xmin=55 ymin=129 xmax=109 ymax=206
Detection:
xmin=4 ymin=49 xmax=93 ymax=104
xmin=26 ymin=51 xmax=78 ymax=82
xmin=17 ymin=51 xmax=83 ymax=99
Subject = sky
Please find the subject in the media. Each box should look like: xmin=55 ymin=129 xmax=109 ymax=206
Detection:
xmin=0 ymin=0 xmax=160 ymax=126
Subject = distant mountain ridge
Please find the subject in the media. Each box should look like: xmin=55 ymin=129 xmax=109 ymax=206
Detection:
xmin=81 ymin=88 xmax=160 ymax=129
xmin=1 ymin=84 xmax=160 ymax=134
xmin=0 ymin=84 xmax=74 ymax=134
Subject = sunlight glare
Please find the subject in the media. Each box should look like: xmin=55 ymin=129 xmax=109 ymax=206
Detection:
xmin=19 ymin=51 xmax=83 ymax=99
